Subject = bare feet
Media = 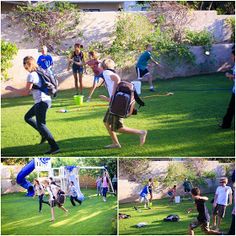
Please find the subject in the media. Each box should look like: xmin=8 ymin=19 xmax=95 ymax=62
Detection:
xmin=140 ymin=130 xmax=147 ymax=146
xmin=104 ymin=144 xmax=121 ymax=149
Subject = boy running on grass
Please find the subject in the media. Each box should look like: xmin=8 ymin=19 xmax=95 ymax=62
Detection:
xmin=136 ymin=44 xmax=160 ymax=92
xmin=188 ymin=187 xmax=221 ymax=235
xmin=100 ymin=59 xmax=147 ymax=149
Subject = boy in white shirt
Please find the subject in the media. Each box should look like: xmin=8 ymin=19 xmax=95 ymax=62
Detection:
xmin=100 ymin=59 xmax=147 ymax=149
xmin=212 ymin=177 xmax=232 ymax=230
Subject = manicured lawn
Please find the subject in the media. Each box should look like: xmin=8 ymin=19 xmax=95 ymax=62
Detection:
xmin=1 ymin=73 xmax=235 ymax=156
xmin=119 ymin=194 xmax=233 ymax=235
xmin=1 ymin=189 xmax=117 ymax=235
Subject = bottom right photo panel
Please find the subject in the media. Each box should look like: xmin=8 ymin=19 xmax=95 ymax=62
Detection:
xmin=118 ymin=158 xmax=235 ymax=235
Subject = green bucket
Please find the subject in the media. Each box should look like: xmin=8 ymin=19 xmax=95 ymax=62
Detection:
xmin=74 ymin=95 xmax=84 ymax=106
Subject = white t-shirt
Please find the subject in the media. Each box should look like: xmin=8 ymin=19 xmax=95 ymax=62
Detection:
xmin=102 ymin=70 xmax=121 ymax=98
xmin=27 ymin=71 xmax=51 ymax=107
xmin=215 ymin=185 xmax=232 ymax=206
xmin=47 ymin=184 xmax=59 ymax=201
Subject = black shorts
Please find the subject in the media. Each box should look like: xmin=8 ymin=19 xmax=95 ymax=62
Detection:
xmin=184 ymin=188 xmax=191 ymax=193
xmin=136 ymin=67 xmax=149 ymax=78
xmin=213 ymin=204 xmax=227 ymax=218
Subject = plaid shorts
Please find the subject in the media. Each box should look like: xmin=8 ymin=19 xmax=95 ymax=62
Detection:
xmin=213 ymin=204 xmax=227 ymax=218
xmin=190 ymin=219 xmax=210 ymax=233
xmin=103 ymin=109 xmax=124 ymax=131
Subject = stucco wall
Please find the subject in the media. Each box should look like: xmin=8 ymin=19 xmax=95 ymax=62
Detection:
xmin=1 ymin=11 xmax=234 ymax=97
xmin=119 ymin=160 xmax=234 ymax=203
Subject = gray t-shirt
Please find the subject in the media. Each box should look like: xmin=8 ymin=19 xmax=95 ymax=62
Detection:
xmin=27 ymin=71 xmax=51 ymax=107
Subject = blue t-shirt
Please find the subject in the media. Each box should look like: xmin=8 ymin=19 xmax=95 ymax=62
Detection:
xmin=136 ymin=51 xmax=151 ymax=70
xmin=37 ymin=54 xmax=53 ymax=70
xmin=140 ymin=185 xmax=149 ymax=197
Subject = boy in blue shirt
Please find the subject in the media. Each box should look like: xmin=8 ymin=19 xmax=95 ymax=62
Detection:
xmin=139 ymin=184 xmax=150 ymax=209
xmin=37 ymin=45 xmax=54 ymax=75
xmin=136 ymin=44 xmax=160 ymax=92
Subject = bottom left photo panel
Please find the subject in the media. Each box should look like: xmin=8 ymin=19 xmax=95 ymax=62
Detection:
xmin=1 ymin=157 xmax=118 ymax=235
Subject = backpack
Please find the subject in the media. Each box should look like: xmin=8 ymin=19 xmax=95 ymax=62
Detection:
xmin=56 ymin=190 xmax=66 ymax=205
xmin=109 ymin=81 xmax=145 ymax=118
xmin=163 ymin=214 xmax=180 ymax=222
xmin=32 ymin=69 xmax=58 ymax=97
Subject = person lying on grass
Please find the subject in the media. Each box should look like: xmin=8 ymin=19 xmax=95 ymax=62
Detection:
xmin=188 ymin=187 xmax=221 ymax=235
xmin=99 ymin=58 xmax=147 ymax=149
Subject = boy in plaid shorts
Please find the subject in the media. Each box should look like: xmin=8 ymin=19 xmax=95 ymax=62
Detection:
xmin=100 ymin=59 xmax=147 ymax=149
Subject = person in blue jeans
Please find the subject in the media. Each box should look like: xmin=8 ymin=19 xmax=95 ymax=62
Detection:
xmin=69 ymin=181 xmax=82 ymax=206
xmin=33 ymin=179 xmax=50 ymax=212
xmin=5 ymin=56 xmax=60 ymax=154
xmin=136 ymin=44 xmax=160 ymax=92
xmin=37 ymin=45 xmax=54 ymax=75
xmin=220 ymin=49 xmax=235 ymax=129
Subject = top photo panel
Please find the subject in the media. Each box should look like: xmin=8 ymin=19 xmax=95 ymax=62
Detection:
xmin=1 ymin=1 xmax=235 ymax=157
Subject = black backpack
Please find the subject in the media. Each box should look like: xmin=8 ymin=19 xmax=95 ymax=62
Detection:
xmin=109 ymin=81 xmax=145 ymax=118
xmin=163 ymin=214 xmax=180 ymax=222
xmin=32 ymin=69 xmax=58 ymax=97
xmin=56 ymin=190 xmax=66 ymax=205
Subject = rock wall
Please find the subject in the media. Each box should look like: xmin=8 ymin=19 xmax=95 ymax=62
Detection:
xmin=119 ymin=160 xmax=234 ymax=203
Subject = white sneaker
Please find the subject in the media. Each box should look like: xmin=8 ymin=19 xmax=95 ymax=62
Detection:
xmin=86 ymin=97 xmax=91 ymax=102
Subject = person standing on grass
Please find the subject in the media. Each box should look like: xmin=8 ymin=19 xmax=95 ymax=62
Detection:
xmin=84 ymin=51 xmax=103 ymax=102
xmin=212 ymin=177 xmax=232 ymax=231
xmin=136 ymin=44 xmax=160 ymax=92
xmin=139 ymin=184 xmax=150 ymax=209
xmin=33 ymin=179 xmax=50 ymax=213
xmin=188 ymin=187 xmax=221 ymax=235
xmin=168 ymin=185 xmax=177 ymax=203
xmin=100 ymin=59 xmax=147 ymax=149
xmin=5 ymin=56 xmax=60 ymax=155
xmin=96 ymin=175 xmax=102 ymax=196
xmin=43 ymin=180 xmax=68 ymax=222
xmin=112 ymin=174 xmax=117 ymax=194
xmin=183 ymin=178 xmax=192 ymax=199
xmin=148 ymin=178 xmax=154 ymax=206
xmin=67 ymin=43 xmax=85 ymax=95
xmin=228 ymin=170 xmax=235 ymax=235
xmin=37 ymin=45 xmax=54 ymax=75
xmin=101 ymin=172 xmax=109 ymax=202
xmin=69 ymin=181 xmax=82 ymax=206
xmin=219 ymin=50 xmax=235 ymax=129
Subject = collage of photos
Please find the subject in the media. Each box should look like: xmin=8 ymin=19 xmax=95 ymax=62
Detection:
xmin=1 ymin=0 xmax=235 ymax=236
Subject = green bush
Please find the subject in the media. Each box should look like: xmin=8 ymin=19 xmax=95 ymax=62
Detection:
xmin=203 ymin=171 xmax=217 ymax=180
xmin=26 ymin=172 xmax=37 ymax=183
xmin=15 ymin=2 xmax=81 ymax=53
xmin=108 ymin=13 xmax=154 ymax=68
xmin=226 ymin=17 xmax=235 ymax=42
xmin=1 ymin=40 xmax=18 ymax=80
xmin=184 ymin=30 xmax=213 ymax=50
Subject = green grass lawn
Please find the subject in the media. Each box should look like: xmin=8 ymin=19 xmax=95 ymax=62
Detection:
xmin=1 ymin=73 xmax=235 ymax=156
xmin=119 ymin=194 xmax=233 ymax=235
xmin=1 ymin=189 xmax=117 ymax=235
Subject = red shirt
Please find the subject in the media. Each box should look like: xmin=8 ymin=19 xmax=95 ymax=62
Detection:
xmin=86 ymin=59 xmax=103 ymax=76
